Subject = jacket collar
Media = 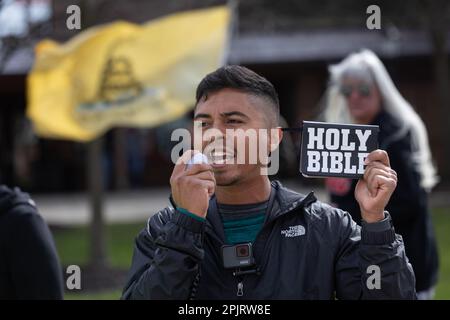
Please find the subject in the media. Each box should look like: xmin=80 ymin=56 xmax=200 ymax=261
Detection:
xmin=268 ymin=180 xmax=316 ymax=221
xmin=204 ymin=180 xmax=317 ymax=242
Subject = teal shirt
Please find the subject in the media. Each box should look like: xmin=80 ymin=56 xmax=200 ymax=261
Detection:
xmin=218 ymin=201 xmax=268 ymax=245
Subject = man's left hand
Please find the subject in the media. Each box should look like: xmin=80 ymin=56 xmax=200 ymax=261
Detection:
xmin=355 ymin=149 xmax=397 ymax=223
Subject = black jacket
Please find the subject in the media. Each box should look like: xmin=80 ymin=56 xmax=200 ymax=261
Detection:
xmin=122 ymin=180 xmax=416 ymax=300
xmin=0 ymin=185 xmax=64 ymax=300
xmin=328 ymin=111 xmax=439 ymax=292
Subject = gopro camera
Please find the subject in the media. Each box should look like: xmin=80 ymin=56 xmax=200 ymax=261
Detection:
xmin=221 ymin=243 xmax=255 ymax=269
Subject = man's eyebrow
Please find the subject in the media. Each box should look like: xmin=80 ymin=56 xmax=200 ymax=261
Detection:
xmin=193 ymin=113 xmax=211 ymax=120
xmin=193 ymin=111 xmax=250 ymax=120
xmin=221 ymin=111 xmax=250 ymax=119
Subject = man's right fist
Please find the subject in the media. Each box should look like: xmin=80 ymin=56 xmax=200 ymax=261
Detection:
xmin=170 ymin=150 xmax=216 ymax=218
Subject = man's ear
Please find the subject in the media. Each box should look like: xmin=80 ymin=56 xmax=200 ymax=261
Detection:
xmin=269 ymin=127 xmax=283 ymax=152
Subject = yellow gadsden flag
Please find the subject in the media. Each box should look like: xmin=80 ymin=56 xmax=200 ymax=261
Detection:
xmin=27 ymin=6 xmax=230 ymax=141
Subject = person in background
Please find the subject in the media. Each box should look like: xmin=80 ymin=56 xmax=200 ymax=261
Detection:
xmin=322 ymin=49 xmax=439 ymax=299
xmin=0 ymin=185 xmax=64 ymax=299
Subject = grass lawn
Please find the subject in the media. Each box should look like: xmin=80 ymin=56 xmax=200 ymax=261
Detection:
xmin=54 ymin=208 xmax=450 ymax=300
xmin=431 ymin=207 xmax=450 ymax=299
xmin=52 ymin=221 xmax=145 ymax=300
xmin=53 ymin=222 xmax=145 ymax=269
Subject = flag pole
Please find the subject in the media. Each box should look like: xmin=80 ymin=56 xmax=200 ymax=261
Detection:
xmin=223 ymin=0 xmax=238 ymax=65
xmin=87 ymin=136 xmax=108 ymax=270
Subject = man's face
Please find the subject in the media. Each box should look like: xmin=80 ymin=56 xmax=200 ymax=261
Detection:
xmin=194 ymin=88 xmax=278 ymax=186
xmin=341 ymin=76 xmax=382 ymax=124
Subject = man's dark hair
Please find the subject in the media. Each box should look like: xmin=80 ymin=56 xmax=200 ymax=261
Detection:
xmin=195 ymin=65 xmax=280 ymax=126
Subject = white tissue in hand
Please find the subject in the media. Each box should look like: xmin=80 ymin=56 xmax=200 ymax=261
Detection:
xmin=186 ymin=153 xmax=209 ymax=169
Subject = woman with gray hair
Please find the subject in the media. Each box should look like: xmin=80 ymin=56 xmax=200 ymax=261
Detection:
xmin=323 ymin=49 xmax=439 ymax=299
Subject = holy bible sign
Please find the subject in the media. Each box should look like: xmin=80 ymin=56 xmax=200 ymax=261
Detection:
xmin=300 ymin=121 xmax=379 ymax=178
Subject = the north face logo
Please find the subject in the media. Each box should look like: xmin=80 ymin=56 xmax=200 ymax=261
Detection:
xmin=281 ymin=225 xmax=305 ymax=238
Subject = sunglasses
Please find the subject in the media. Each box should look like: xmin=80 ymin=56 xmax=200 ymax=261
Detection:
xmin=340 ymin=84 xmax=371 ymax=98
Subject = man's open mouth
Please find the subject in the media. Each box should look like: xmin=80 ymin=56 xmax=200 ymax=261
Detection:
xmin=207 ymin=150 xmax=235 ymax=165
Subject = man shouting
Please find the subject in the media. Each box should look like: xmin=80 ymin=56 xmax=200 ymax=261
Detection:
xmin=122 ymin=65 xmax=415 ymax=300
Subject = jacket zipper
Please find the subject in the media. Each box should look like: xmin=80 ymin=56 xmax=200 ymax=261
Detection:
xmin=232 ymin=205 xmax=300 ymax=298
xmin=237 ymin=280 xmax=244 ymax=297
xmin=205 ymin=191 xmax=315 ymax=298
